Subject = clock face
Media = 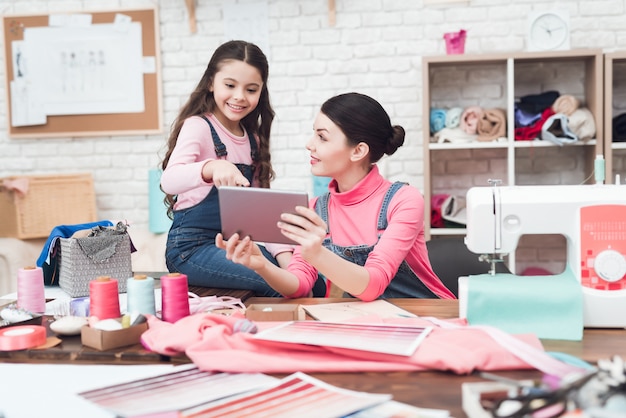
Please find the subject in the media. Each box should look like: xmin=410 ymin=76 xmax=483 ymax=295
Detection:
xmin=529 ymin=12 xmax=570 ymax=51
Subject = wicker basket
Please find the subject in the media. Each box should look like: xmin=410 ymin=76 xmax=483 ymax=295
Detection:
xmin=58 ymin=234 xmax=132 ymax=297
xmin=0 ymin=173 xmax=97 ymax=239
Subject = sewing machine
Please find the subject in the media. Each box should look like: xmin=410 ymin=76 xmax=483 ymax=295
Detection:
xmin=464 ymin=183 xmax=626 ymax=328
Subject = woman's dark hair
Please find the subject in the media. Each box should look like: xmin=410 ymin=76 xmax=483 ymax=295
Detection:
xmin=320 ymin=92 xmax=405 ymax=163
xmin=161 ymin=40 xmax=275 ymax=218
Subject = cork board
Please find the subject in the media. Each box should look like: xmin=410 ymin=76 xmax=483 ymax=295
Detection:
xmin=2 ymin=7 xmax=162 ymax=138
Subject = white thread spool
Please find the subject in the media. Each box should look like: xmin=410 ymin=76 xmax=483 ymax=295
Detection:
xmin=126 ymin=275 xmax=156 ymax=315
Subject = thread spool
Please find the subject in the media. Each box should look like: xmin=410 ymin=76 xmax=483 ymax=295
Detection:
xmin=17 ymin=266 xmax=46 ymax=313
xmin=160 ymin=273 xmax=190 ymax=323
xmin=126 ymin=274 xmax=156 ymax=316
xmin=595 ymin=154 xmax=605 ymax=184
xmin=0 ymin=325 xmax=47 ymax=351
xmin=89 ymin=276 xmax=121 ymax=320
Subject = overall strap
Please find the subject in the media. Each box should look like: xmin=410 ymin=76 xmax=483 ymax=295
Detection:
xmin=376 ymin=181 xmax=407 ymax=230
xmin=200 ymin=115 xmax=258 ymax=161
xmin=314 ymin=192 xmax=331 ymax=234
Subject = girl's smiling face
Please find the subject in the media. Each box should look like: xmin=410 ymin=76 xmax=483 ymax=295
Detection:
xmin=210 ymin=59 xmax=263 ymax=134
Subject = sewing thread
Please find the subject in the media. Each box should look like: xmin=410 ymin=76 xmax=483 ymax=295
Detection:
xmin=89 ymin=276 xmax=121 ymax=320
xmin=160 ymin=273 xmax=190 ymax=323
xmin=126 ymin=274 xmax=156 ymax=315
xmin=17 ymin=266 xmax=46 ymax=313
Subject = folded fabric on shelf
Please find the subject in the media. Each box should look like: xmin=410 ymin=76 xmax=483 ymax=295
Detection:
xmin=430 ymin=108 xmax=447 ymax=134
xmin=515 ymin=108 xmax=555 ymax=141
xmin=568 ymin=108 xmax=596 ymax=141
xmin=434 ymin=127 xmax=478 ymax=144
xmin=477 ymin=108 xmax=507 ymax=142
xmin=551 ymin=94 xmax=580 ymax=116
xmin=517 ymin=90 xmax=560 ymax=114
xmin=445 ymin=106 xmax=463 ymax=129
xmin=460 ymin=106 xmax=483 ymax=134
xmin=541 ymin=113 xmax=579 ymax=146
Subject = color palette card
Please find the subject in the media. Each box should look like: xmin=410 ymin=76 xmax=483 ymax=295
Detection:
xmin=180 ymin=372 xmax=391 ymax=418
xmin=253 ymin=321 xmax=432 ymax=356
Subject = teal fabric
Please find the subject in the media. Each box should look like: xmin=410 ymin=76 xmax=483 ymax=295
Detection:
xmin=466 ymin=268 xmax=584 ymax=341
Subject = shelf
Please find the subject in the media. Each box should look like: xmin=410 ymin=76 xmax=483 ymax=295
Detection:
xmin=429 ymin=139 xmax=597 ymax=150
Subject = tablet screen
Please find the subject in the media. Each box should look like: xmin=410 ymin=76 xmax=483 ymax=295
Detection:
xmin=218 ymin=186 xmax=309 ymax=244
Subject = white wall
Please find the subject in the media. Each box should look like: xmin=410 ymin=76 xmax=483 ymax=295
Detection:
xmin=2 ymin=0 xmax=626 ymax=230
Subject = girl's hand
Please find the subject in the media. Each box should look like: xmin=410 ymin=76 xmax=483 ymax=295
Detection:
xmin=203 ymin=160 xmax=250 ymax=187
xmin=277 ymin=206 xmax=327 ymax=260
xmin=216 ymin=233 xmax=266 ymax=270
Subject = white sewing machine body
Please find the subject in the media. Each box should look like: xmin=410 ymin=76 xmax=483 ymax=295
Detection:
xmin=465 ymin=184 xmax=626 ymax=328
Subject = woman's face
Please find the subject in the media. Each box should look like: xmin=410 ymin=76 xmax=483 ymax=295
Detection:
xmin=210 ymin=59 xmax=263 ymax=134
xmin=306 ymin=112 xmax=355 ymax=179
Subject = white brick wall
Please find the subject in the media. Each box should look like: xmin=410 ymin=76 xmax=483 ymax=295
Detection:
xmin=1 ymin=1 xmax=626 ymax=261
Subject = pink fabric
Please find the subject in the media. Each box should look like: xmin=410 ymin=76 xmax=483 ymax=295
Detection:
xmin=286 ymin=166 xmax=455 ymax=301
xmin=141 ymin=313 xmax=545 ymax=375
xmin=1 ymin=178 xmax=29 ymax=195
xmin=460 ymin=106 xmax=484 ymax=134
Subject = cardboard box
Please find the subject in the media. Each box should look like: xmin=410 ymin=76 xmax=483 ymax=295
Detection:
xmin=245 ymin=304 xmax=305 ymax=322
xmin=81 ymin=322 xmax=148 ymax=351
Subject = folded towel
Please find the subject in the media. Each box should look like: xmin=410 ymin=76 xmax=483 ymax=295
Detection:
xmin=477 ymin=108 xmax=507 ymax=142
xmin=445 ymin=107 xmax=463 ymax=129
xmin=568 ymin=108 xmax=595 ymax=141
xmin=430 ymin=108 xmax=447 ymax=134
xmin=515 ymin=108 xmax=555 ymax=141
xmin=460 ymin=106 xmax=483 ymax=134
xmin=552 ymin=95 xmax=580 ymax=116
xmin=434 ymin=127 xmax=478 ymax=144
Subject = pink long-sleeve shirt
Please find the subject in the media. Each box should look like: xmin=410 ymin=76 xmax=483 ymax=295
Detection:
xmin=161 ymin=113 xmax=291 ymax=257
xmin=286 ymin=166 xmax=455 ymax=301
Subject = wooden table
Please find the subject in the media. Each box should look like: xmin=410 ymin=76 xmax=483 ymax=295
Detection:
xmin=2 ymin=297 xmax=625 ymax=417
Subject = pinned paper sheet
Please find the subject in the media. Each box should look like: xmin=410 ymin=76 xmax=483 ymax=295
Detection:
xmin=462 ymin=268 xmax=584 ymax=341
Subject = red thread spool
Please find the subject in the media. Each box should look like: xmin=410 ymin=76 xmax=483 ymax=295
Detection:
xmin=17 ymin=266 xmax=46 ymax=313
xmin=89 ymin=276 xmax=121 ymax=320
xmin=160 ymin=273 xmax=190 ymax=323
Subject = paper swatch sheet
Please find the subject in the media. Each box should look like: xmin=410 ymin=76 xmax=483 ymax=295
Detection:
xmin=302 ymin=299 xmax=417 ymax=322
xmin=253 ymin=321 xmax=432 ymax=356
xmin=78 ymin=364 xmax=278 ymax=417
xmin=180 ymin=372 xmax=391 ymax=418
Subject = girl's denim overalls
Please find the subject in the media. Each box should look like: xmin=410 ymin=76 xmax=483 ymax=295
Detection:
xmin=165 ymin=117 xmax=281 ymax=296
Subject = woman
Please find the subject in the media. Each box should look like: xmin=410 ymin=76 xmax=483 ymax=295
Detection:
xmin=217 ymin=92 xmax=455 ymax=300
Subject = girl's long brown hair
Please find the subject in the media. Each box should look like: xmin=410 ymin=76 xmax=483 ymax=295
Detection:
xmin=161 ymin=40 xmax=275 ymax=219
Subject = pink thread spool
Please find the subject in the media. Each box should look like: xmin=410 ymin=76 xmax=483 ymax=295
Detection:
xmin=444 ymin=29 xmax=466 ymax=55
xmin=89 ymin=276 xmax=121 ymax=320
xmin=160 ymin=273 xmax=190 ymax=323
xmin=17 ymin=266 xmax=46 ymax=313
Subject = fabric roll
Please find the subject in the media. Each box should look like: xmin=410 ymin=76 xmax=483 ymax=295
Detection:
xmin=612 ymin=113 xmax=626 ymax=142
xmin=517 ymin=90 xmax=560 ymax=114
xmin=541 ymin=113 xmax=578 ymax=146
xmin=551 ymin=94 xmax=580 ymax=116
xmin=460 ymin=106 xmax=483 ymax=134
xmin=477 ymin=108 xmax=507 ymax=142
xmin=434 ymin=127 xmax=478 ymax=144
xmin=568 ymin=108 xmax=596 ymax=141
xmin=445 ymin=107 xmax=463 ymax=129
xmin=430 ymin=108 xmax=447 ymax=134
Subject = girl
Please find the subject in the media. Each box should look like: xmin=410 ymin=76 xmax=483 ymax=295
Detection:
xmin=160 ymin=40 xmax=291 ymax=296
xmin=217 ymin=92 xmax=455 ymax=300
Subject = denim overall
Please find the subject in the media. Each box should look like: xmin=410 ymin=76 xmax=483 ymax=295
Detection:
xmin=165 ymin=117 xmax=281 ymax=296
xmin=315 ymin=182 xmax=438 ymax=299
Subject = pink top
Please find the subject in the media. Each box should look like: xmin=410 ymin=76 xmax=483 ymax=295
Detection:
xmin=286 ymin=166 xmax=455 ymax=301
xmin=161 ymin=113 xmax=291 ymax=256
xmin=161 ymin=113 xmax=258 ymax=209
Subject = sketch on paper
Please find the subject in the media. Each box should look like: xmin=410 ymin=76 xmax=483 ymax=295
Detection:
xmin=16 ymin=20 xmax=144 ymax=120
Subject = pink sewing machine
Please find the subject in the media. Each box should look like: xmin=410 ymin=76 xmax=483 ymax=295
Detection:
xmin=464 ymin=183 xmax=626 ymax=328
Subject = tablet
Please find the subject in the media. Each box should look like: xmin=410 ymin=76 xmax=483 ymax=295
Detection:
xmin=218 ymin=186 xmax=309 ymax=245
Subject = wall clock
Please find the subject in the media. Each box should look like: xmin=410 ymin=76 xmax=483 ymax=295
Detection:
xmin=527 ymin=10 xmax=570 ymax=51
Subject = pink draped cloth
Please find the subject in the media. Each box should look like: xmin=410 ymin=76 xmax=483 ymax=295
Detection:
xmin=141 ymin=312 xmax=547 ymax=375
